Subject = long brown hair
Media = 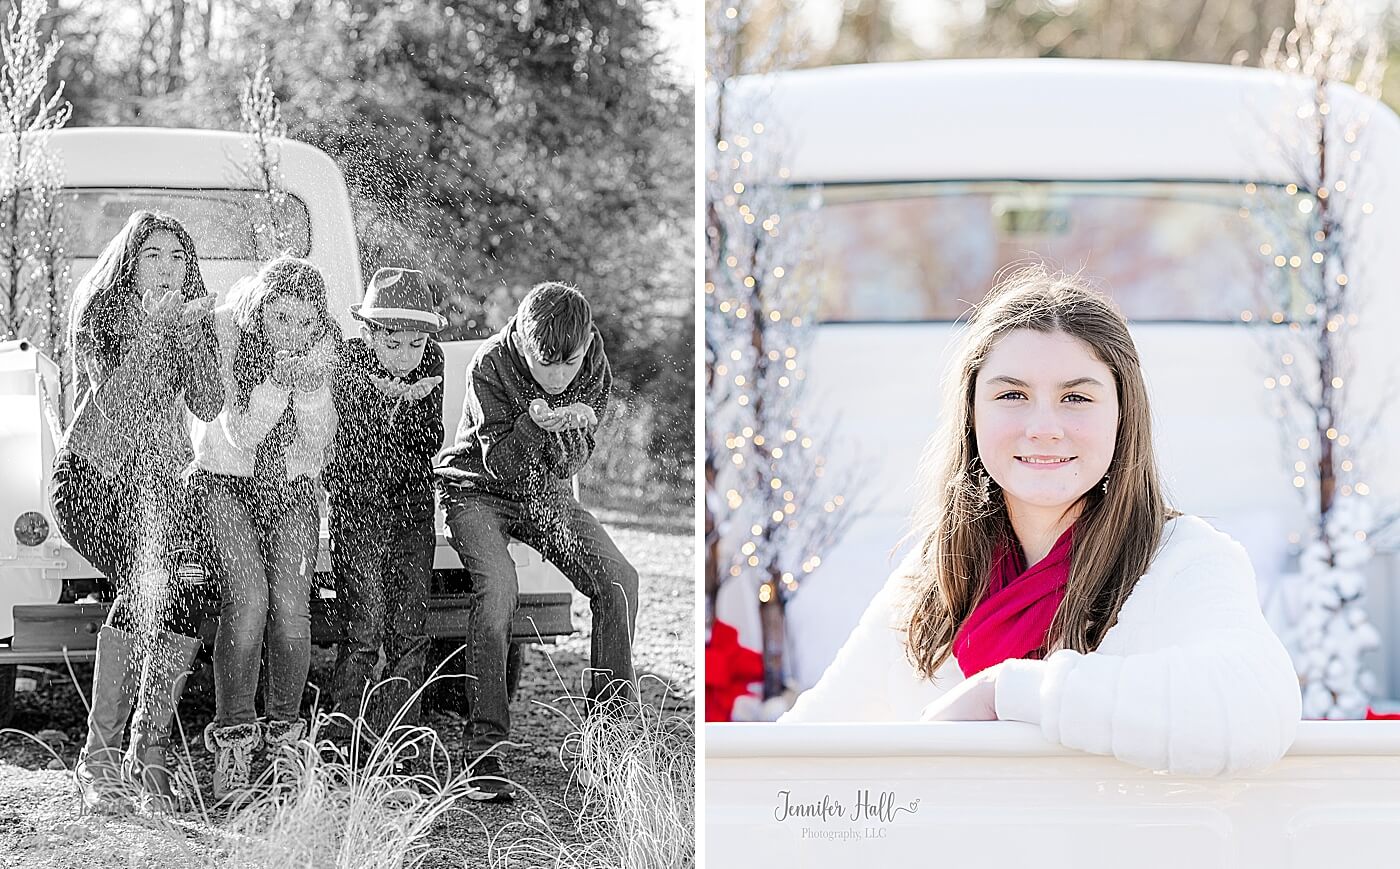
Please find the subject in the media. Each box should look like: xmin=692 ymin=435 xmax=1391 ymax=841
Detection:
xmin=67 ymin=210 xmax=207 ymax=392
xmin=903 ymin=265 xmax=1174 ymax=679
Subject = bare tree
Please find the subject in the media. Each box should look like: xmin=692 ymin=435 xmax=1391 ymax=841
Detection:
xmin=20 ymin=145 xmax=68 ymax=370
xmin=0 ymin=0 xmax=71 ymax=350
xmin=706 ymin=0 xmax=860 ymax=709
xmin=239 ymin=45 xmax=291 ymax=257
xmin=958 ymin=0 xmax=1297 ymax=63
xmin=167 ymin=0 xmax=186 ymax=93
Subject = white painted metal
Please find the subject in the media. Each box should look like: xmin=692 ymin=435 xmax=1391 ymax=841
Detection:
xmin=707 ymin=720 xmax=1400 ymax=866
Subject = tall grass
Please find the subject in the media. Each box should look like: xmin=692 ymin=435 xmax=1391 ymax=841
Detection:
xmin=489 ymin=675 xmax=696 ymax=869
xmin=209 ymin=702 xmax=478 ymax=869
xmin=18 ymin=647 xmax=695 ymax=869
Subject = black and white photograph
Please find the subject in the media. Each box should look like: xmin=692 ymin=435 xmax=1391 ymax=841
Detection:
xmin=0 ymin=1 xmax=696 ymax=866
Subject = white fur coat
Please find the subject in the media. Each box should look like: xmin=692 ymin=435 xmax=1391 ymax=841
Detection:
xmin=779 ymin=515 xmax=1303 ymax=776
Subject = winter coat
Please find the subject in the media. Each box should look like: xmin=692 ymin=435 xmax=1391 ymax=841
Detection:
xmin=435 ymin=316 xmax=610 ymax=500
xmin=325 ymin=336 xmax=444 ymax=511
xmin=780 ymin=515 xmax=1303 ymax=776
xmin=191 ymin=306 xmax=338 ymax=481
xmin=63 ymin=291 xmax=222 ymax=477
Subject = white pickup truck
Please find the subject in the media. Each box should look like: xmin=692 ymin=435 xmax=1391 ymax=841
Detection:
xmin=0 ymin=127 xmax=576 ymax=723
xmin=710 ymin=59 xmax=1400 ymax=861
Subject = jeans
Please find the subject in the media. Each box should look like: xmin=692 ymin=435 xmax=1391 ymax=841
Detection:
xmin=442 ymin=487 xmax=639 ymax=756
xmin=198 ymin=471 xmax=318 ymax=727
xmin=50 ymin=448 xmax=203 ymax=636
xmin=329 ymin=497 xmax=432 ymax=729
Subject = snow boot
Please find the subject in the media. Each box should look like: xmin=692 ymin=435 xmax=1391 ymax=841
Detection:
xmin=125 ymin=630 xmax=201 ymax=811
xmin=75 ymin=625 xmax=139 ymax=814
xmin=262 ymin=718 xmax=306 ymax=780
xmin=204 ymin=722 xmax=262 ymax=802
xmin=263 ymin=718 xmax=306 ymax=751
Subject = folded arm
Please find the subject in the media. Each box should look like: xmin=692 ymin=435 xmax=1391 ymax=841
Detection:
xmin=993 ymin=548 xmax=1302 ymax=776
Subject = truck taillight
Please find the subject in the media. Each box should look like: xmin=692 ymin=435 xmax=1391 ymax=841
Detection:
xmin=15 ymin=511 xmax=48 ymax=547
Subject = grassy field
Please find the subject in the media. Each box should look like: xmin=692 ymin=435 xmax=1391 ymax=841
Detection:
xmin=0 ymin=514 xmax=695 ymax=868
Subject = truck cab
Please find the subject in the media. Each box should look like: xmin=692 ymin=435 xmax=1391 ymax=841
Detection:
xmin=0 ymin=127 xmax=575 ymax=722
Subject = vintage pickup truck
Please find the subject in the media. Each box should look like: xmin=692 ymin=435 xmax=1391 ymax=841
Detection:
xmin=714 ymin=57 xmax=1400 ymax=696
xmin=0 ymin=127 xmax=576 ymax=723
xmin=709 ymin=58 xmax=1400 ymax=860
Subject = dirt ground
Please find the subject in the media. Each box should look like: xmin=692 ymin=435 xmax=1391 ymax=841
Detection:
xmin=0 ymin=510 xmax=695 ymax=868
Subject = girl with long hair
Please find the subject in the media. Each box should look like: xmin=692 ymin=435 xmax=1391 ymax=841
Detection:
xmin=53 ymin=210 xmax=222 ymax=812
xmin=191 ymin=256 xmax=339 ymax=799
xmin=781 ymin=266 xmax=1302 ymax=776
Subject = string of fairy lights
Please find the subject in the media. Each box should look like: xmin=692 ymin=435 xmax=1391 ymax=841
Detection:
xmin=1237 ymin=97 xmax=1373 ymax=551
xmin=705 ymin=21 xmax=849 ymax=606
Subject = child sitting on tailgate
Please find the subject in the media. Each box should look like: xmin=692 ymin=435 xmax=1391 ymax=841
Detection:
xmin=326 ymin=267 xmax=444 ymax=753
xmin=436 ymin=280 xmax=639 ymax=802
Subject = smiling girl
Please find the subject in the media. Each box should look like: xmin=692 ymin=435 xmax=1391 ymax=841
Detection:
xmin=780 ymin=266 xmax=1302 ymax=776
xmin=191 ymin=256 xmax=339 ymax=799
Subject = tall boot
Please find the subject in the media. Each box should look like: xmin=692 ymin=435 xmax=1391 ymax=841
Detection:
xmin=125 ymin=630 xmax=201 ymax=811
xmin=76 ymin=625 xmax=139 ymax=813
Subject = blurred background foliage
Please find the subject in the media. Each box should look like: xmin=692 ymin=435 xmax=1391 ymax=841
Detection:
xmin=28 ymin=0 xmax=694 ymax=500
xmin=726 ymin=0 xmax=1400 ymax=115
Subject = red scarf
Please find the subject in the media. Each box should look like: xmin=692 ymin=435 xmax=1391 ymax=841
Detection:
xmin=953 ymin=524 xmax=1075 ymax=677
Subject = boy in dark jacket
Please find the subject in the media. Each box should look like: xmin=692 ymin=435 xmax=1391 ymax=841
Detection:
xmin=326 ymin=267 xmax=445 ymax=737
xmin=436 ymin=281 xmax=639 ymax=802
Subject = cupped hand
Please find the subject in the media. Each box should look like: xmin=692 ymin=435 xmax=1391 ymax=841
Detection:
xmin=293 ymin=356 xmax=329 ymax=392
xmin=919 ymin=662 xmax=1004 ymax=722
xmin=560 ymin=402 xmax=598 ymax=430
xmin=140 ymin=288 xmax=185 ymax=328
xmin=178 ymin=294 xmax=215 ymax=327
xmin=369 ymin=373 xmax=410 ymax=399
xmin=270 ymin=351 xmax=304 ymax=389
xmin=529 ymin=398 xmax=571 ymax=433
xmin=402 ymin=375 xmax=442 ymax=403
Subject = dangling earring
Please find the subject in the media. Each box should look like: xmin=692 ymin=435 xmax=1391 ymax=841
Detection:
xmin=1101 ymin=471 xmax=1111 ymax=495
xmin=974 ymin=457 xmax=992 ymax=506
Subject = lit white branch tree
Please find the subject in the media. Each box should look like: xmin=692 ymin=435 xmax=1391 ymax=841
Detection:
xmin=1245 ymin=0 xmax=1392 ymax=719
xmin=705 ymin=0 xmax=858 ymax=712
xmin=0 ymin=0 xmax=71 ymax=360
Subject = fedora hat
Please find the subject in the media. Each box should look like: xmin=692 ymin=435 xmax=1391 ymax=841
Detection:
xmin=351 ymin=267 xmax=446 ymax=332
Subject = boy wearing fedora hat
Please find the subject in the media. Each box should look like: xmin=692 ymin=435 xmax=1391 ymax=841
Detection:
xmin=326 ymin=267 xmax=445 ymax=742
xmin=436 ymin=281 xmax=639 ymax=802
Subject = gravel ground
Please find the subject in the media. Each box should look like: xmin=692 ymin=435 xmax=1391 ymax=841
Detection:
xmin=0 ymin=511 xmax=695 ymax=868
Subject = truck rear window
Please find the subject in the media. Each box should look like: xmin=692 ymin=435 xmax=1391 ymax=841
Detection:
xmin=802 ymin=180 xmax=1308 ymax=323
xmin=59 ymin=188 xmax=312 ymax=260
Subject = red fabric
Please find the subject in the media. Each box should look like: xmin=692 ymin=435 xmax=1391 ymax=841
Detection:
xmin=1365 ymin=708 xmax=1400 ymax=720
xmin=953 ymin=525 xmax=1076 ymax=677
xmin=705 ymin=619 xmax=764 ymax=722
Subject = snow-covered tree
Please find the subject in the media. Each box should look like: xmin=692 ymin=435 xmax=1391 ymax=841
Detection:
xmin=705 ymin=0 xmax=859 ymax=709
xmin=1247 ymin=0 xmax=1390 ymax=719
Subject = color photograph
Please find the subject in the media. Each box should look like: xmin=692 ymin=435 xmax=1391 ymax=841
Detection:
xmin=704 ymin=0 xmax=1400 ymax=865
